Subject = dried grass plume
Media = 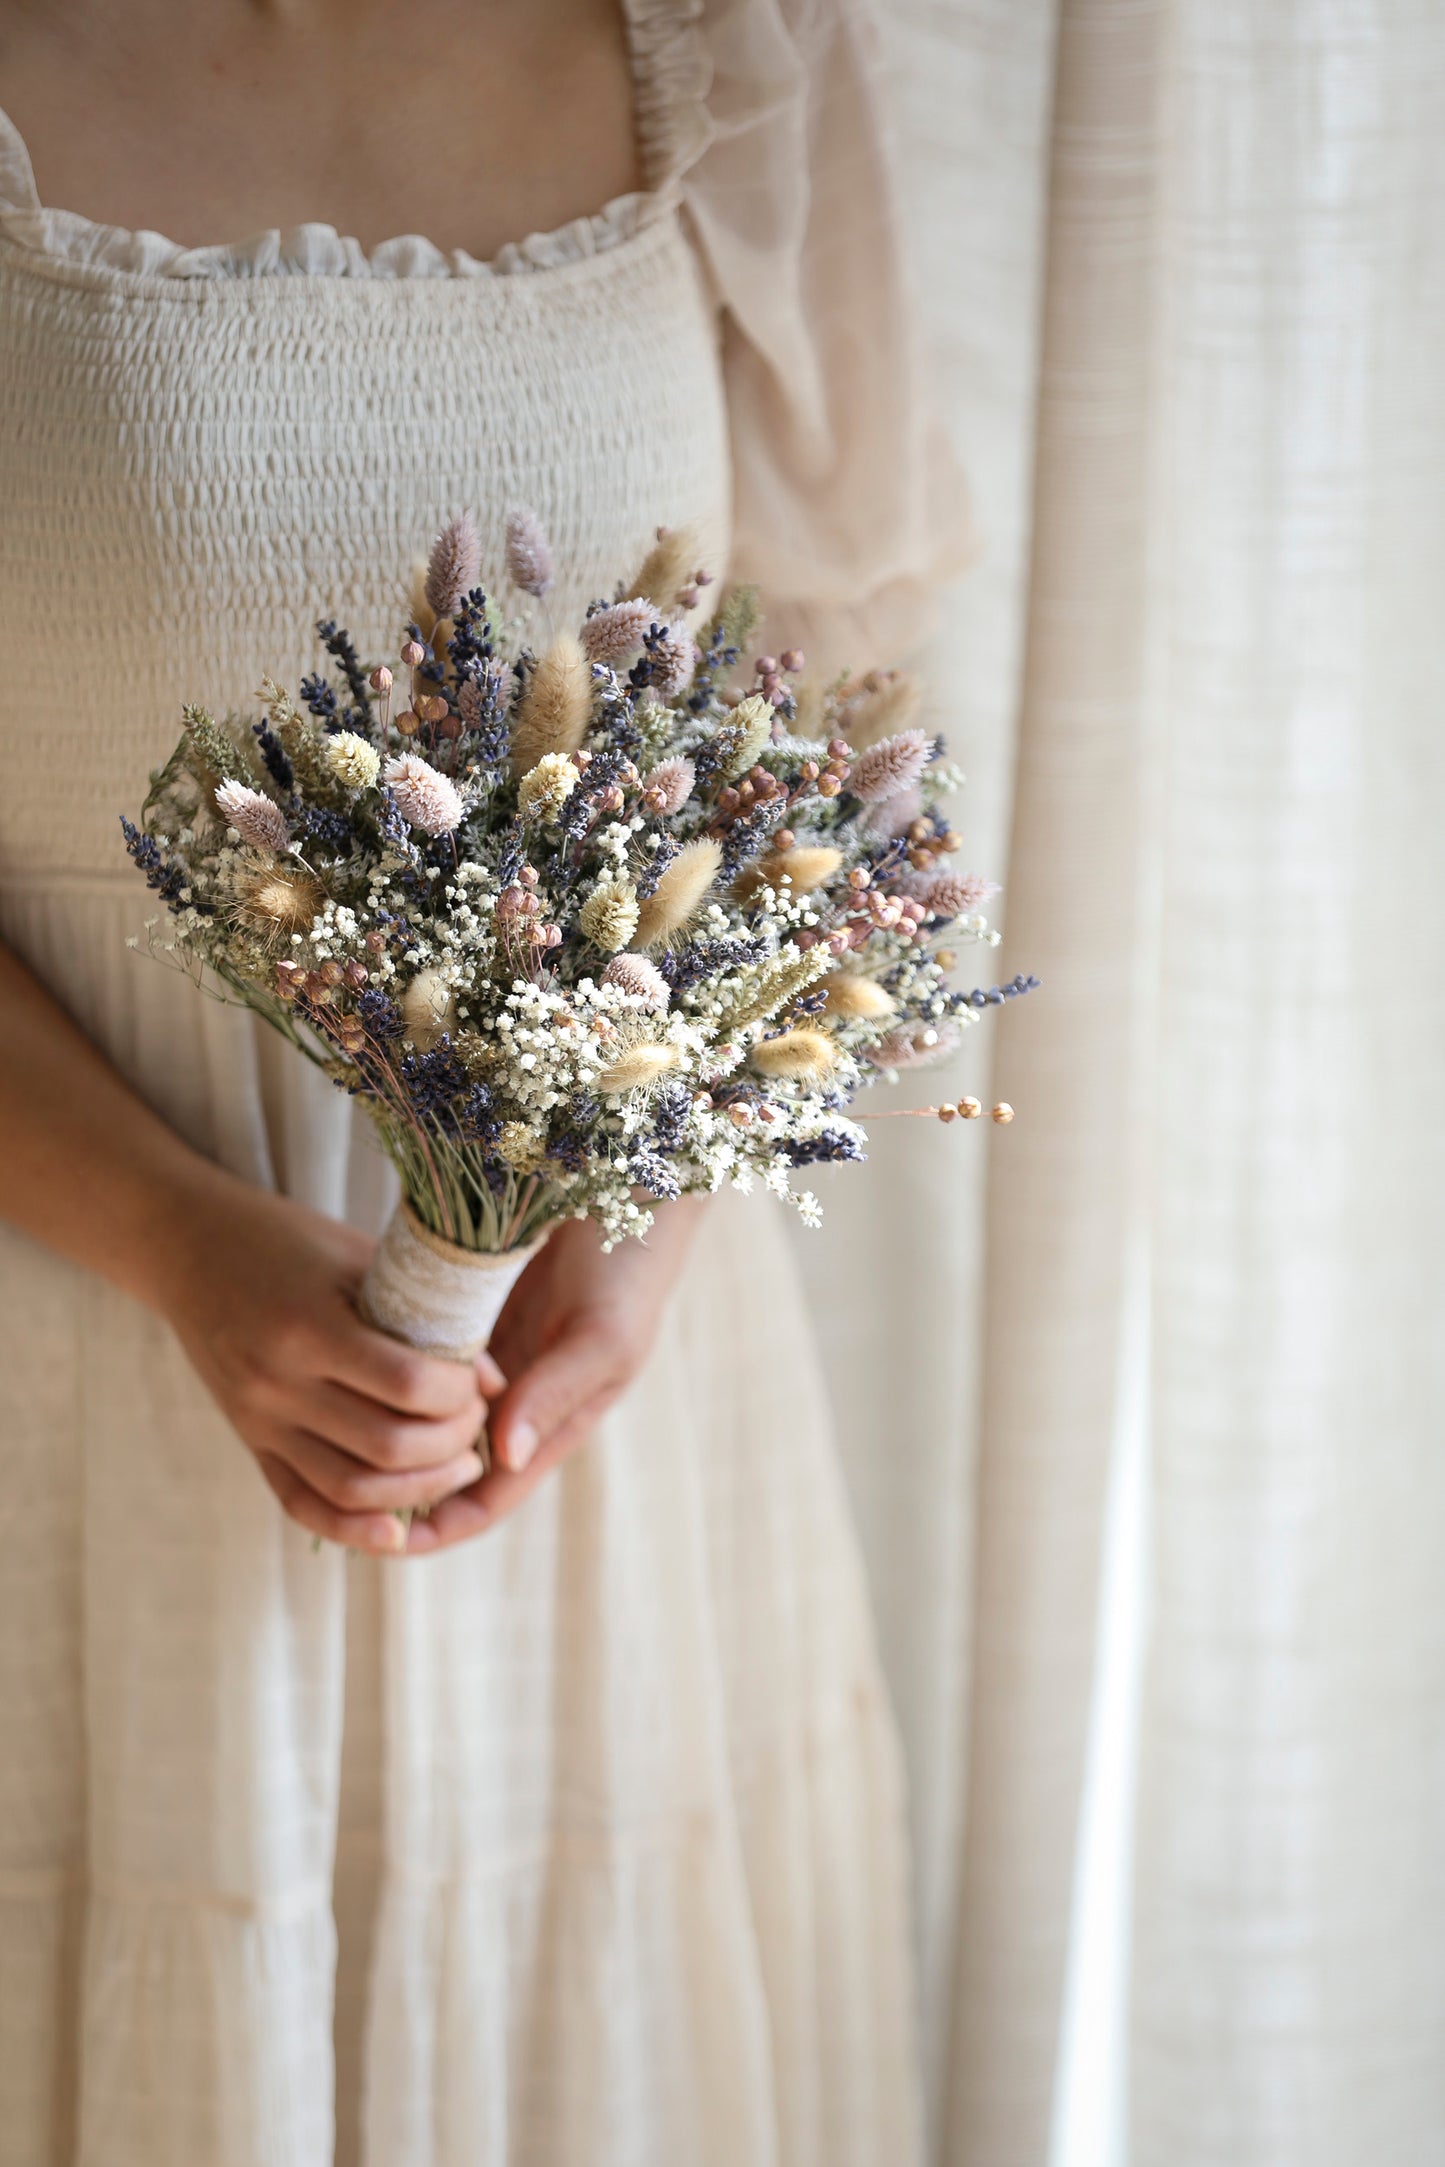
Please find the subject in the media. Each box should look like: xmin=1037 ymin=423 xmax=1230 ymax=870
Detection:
xmin=749 ymin=1029 xmax=837 ymax=1083
xmin=624 ymin=525 xmax=699 ymax=612
xmin=822 ymin=974 xmax=896 ymax=1021
xmin=424 ymin=512 xmax=482 ymax=622
xmin=597 ymin=1042 xmax=679 ymax=1093
xmin=504 ymin=507 xmax=555 ymax=600
xmin=511 ymin=631 xmax=592 ymax=772
xmin=632 ymin=837 xmax=722 ymax=949
xmin=840 ymin=672 xmax=923 ymax=751
xmin=735 ymin=843 xmax=842 ymax=903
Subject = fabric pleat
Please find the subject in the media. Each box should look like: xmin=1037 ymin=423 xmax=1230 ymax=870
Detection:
xmin=0 ymin=4 xmax=966 ymax=2158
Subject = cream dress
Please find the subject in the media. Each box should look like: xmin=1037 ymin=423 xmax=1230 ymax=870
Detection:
xmin=0 ymin=4 xmax=969 ymax=2162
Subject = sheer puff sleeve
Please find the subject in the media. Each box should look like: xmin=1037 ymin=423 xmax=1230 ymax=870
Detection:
xmin=662 ymin=0 xmax=979 ymax=674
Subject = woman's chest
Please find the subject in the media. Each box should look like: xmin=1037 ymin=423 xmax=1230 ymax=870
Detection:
xmin=0 ymin=223 xmax=732 ymax=875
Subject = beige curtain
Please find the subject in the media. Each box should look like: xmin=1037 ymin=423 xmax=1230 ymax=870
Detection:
xmin=799 ymin=1 xmax=1445 ymax=2160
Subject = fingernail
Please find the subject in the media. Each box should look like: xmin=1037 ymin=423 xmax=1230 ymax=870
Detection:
xmin=372 ymin=1517 xmax=407 ymax=1554
xmin=457 ymin=1451 xmax=485 ymax=1485
xmin=506 ymin=1420 xmax=539 ymax=1471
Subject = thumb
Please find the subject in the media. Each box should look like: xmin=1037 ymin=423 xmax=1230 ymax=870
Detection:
xmin=489 ymin=1314 xmax=625 ymax=1473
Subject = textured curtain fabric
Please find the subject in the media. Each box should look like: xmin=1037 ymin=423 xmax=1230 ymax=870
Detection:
xmin=801 ymin=2 xmax=1445 ymax=2161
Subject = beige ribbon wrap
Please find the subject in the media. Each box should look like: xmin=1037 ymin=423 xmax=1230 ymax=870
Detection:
xmin=359 ymin=1205 xmax=545 ymax=1467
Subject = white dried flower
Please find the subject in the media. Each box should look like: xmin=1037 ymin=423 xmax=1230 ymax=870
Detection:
xmin=324 ymin=731 xmax=381 ymax=793
xmin=578 ymin=875 xmax=640 ymax=951
xmin=424 ymin=511 xmax=482 ymax=621
xmin=504 ymin=507 xmax=555 ymax=599
xmin=602 ymin=954 xmax=670 ymax=1010
xmin=498 ymin=1121 xmax=547 ymax=1173
xmin=518 ymin=753 xmax=580 ymax=824
xmin=215 ymin=780 xmax=289 ymax=854
xmin=383 ymin=752 xmax=464 ymax=836
xmin=580 ymin=600 xmax=656 ymax=665
xmin=846 ymin=728 xmax=932 ymax=805
xmin=640 ymin=755 xmax=695 ymax=815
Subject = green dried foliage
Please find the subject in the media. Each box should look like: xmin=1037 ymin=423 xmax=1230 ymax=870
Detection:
xmin=715 ymin=584 xmax=760 ymax=659
xmin=726 ymin=945 xmax=832 ymax=1031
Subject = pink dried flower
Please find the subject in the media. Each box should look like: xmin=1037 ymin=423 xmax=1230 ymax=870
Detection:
xmin=641 ymin=755 xmax=695 ymax=815
xmin=383 ymin=751 xmax=464 ymax=836
xmin=867 ymin=1021 xmax=961 ymax=1071
xmin=924 ymin=870 xmax=999 ymax=918
xmin=651 ymin=623 xmax=698 ymax=698
xmin=580 ymin=599 xmax=657 ymax=666
xmin=602 ymin=954 xmax=671 ymax=1010
xmin=846 ymin=728 xmax=932 ymax=805
xmin=424 ymin=511 xmax=482 ymax=621
xmin=505 ymin=507 xmax=555 ymax=600
xmin=215 ymin=779 xmax=289 ymax=853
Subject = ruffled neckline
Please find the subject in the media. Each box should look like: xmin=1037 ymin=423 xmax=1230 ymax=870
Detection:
xmin=0 ymin=0 xmax=712 ymax=283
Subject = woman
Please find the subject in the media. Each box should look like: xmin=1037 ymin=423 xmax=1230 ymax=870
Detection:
xmin=0 ymin=1 xmax=970 ymax=2159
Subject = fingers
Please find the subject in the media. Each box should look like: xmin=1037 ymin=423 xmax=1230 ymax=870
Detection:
xmin=292 ymin=1377 xmax=487 ymax=1473
xmin=257 ymin=1451 xmax=409 ymax=1556
xmin=400 ymin=1481 xmax=492 ymax=1555
xmin=280 ymin=1428 xmax=484 ymax=1515
xmin=488 ymin=1314 xmax=631 ymax=1474
xmin=323 ymin=1306 xmax=502 ymax=1417
xmin=404 ymin=1381 xmax=617 ymax=1553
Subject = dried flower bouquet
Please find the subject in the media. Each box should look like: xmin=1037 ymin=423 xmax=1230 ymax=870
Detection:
xmin=123 ymin=511 xmax=1034 ymax=1374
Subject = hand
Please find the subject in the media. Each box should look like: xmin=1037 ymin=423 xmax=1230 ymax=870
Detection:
xmin=151 ymin=1174 xmax=505 ymax=1554
xmin=401 ymin=1198 xmax=708 ymax=1554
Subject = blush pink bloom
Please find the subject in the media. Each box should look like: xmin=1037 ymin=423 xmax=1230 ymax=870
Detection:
xmin=383 ymin=752 xmax=464 ymax=836
xmin=846 ymin=728 xmax=931 ymax=804
xmin=215 ymin=779 xmax=289 ymax=854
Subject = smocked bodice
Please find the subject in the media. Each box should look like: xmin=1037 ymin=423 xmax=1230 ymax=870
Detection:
xmin=0 ymin=209 xmax=729 ymax=886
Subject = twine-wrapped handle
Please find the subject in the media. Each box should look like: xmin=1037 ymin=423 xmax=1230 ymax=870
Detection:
xmin=359 ymin=1204 xmax=545 ymax=1471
